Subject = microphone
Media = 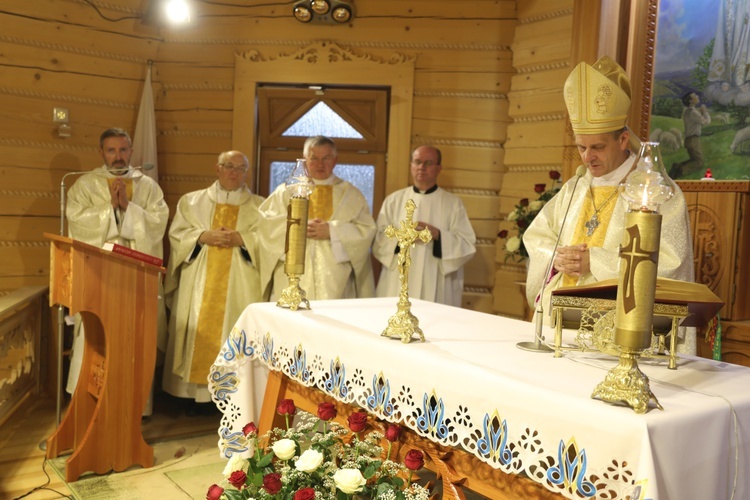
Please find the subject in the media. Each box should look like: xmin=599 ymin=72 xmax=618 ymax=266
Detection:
xmin=110 ymin=162 xmax=155 ymax=175
xmin=517 ymin=164 xmax=587 ymax=353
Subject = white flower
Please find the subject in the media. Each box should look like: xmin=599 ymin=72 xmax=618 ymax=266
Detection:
xmin=505 ymin=235 xmax=521 ymax=253
xmin=271 ymin=438 xmax=297 ymax=460
xmin=222 ymin=454 xmax=250 ymax=477
xmin=333 ymin=468 xmax=366 ymax=494
xmin=294 ymin=449 xmax=324 ymax=473
xmin=529 ymin=200 xmax=544 ymax=211
xmin=507 ymin=210 xmax=519 ymax=222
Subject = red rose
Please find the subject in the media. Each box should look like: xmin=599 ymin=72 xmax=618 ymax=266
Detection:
xmin=497 ymin=229 xmax=508 ymax=238
xmin=385 ymin=424 xmax=401 ymax=442
xmin=549 ymin=170 xmax=561 ymax=180
xmin=347 ymin=410 xmax=368 ymax=432
xmin=242 ymin=422 xmax=258 ymax=436
xmin=404 ymin=449 xmax=425 ymax=471
xmin=228 ymin=470 xmax=247 ymax=489
xmin=263 ymin=472 xmax=283 ymax=495
xmin=534 ymin=183 xmax=546 ymax=193
xmin=277 ymin=399 xmax=296 ymax=416
xmin=206 ymin=484 xmax=224 ymax=500
xmin=519 ymin=198 xmax=529 ymax=207
xmin=517 ymin=219 xmax=529 ymax=229
xmin=317 ymin=402 xmax=337 ymax=421
xmin=294 ymin=487 xmax=316 ymax=500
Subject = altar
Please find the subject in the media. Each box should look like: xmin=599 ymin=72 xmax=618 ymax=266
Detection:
xmin=209 ymin=298 xmax=750 ymax=500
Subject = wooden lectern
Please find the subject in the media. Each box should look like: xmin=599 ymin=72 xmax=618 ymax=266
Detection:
xmin=44 ymin=234 xmax=163 ymax=481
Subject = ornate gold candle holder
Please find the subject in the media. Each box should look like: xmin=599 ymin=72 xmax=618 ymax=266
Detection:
xmin=592 ymin=141 xmax=675 ymax=414
xmin=277 ymin=159 xmax=314 ymax=311
xmin=381 ymin=199 xmax=431 ymax=343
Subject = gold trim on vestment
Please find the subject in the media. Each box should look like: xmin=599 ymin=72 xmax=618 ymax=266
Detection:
xmin=190 ymin=203 xmax=239 ymax=384
xmin=563 ymin=186 xmax=618 ymax=287
xmin=309 ymin=185 xmax=333 ymax=220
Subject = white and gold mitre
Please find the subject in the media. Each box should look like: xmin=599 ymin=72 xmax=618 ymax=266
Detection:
xmin=564 ymin=55 xmax=631 ymax=135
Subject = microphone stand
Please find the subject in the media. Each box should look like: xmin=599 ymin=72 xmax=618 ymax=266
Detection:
xmin=517 ymin=167 xmax=586 ymax=353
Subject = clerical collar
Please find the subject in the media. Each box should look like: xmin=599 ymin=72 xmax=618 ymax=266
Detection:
xmin=590 ymin=152 xmax=636 ymax=187
xmin=412 ymin=184 xmax=438 ymax=195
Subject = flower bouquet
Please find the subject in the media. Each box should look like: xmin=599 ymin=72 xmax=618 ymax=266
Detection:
xmin=498 ymin=170 xmax=562 ymax=262
xmin=207 ymin=399 xmax=429 ymax=500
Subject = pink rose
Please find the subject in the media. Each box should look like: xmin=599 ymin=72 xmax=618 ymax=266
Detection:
xmin=385 ymin=424 xmax=401 ymax=442
xmin=263 ymin=472 xmax=283 ymax=495
xmin=277 ymin=399 xmax=296 ymax=416
xmin=228 ymin=470 xmax=247 ymax=489
xmin=404 ymin=449 xmax=424 ymax=471
xmin=317 ymin=402 xmax=337 ymax=421
xmin=206 ymin=484 xmax=224 ymax=500
xmin=347 ymin=410 xmax=368 ymax=432
xmin=242 ymin=422 xmax=258 ymax=436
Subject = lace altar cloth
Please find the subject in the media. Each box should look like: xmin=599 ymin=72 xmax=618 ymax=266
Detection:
xmin=209 ymin=298 xmax=750 ymax=500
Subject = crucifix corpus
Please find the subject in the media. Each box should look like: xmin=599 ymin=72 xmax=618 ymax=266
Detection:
xmin=381 ymin=199 xmax=431 ymax=343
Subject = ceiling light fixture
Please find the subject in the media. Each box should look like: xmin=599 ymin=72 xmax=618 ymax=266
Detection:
xmin=293 ymin=0 xmax=354 ymax=24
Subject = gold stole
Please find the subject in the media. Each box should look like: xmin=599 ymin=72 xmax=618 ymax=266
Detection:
xmin=562 ymin=186 xmax=618 ymax=287
xmin=189 ymin=203 xmax=239 ymax=384
xmin=308 ymin=185 xmax=333 ymax=220
xmin=106 ymin=177 xmax=133 ymax=200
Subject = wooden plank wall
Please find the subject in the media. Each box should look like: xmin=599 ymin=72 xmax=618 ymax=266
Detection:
xmin=0 ymin=0 xmax=581 ymax=318
xmin=495 ymin=0 xmax=575 ymax=319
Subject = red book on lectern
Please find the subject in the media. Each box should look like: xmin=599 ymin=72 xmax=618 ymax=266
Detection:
xmin=102 ymin=242 xmax=163 ymax=267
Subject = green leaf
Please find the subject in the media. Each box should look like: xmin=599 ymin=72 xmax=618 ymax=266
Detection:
xmin=256 ymin=452 xmax=273 ymax=468
xmin=223 ymin=490 xmax=245 ymax=500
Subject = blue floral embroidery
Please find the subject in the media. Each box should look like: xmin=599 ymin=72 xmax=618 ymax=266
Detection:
xmin=220 ymin=426 xmax=249 ymax=459
xmin=416 ymin=391 xmax=449 ymax=440
xmin=222 ymin=328 xmax=254 ymax=362
xmin=210 ymin=370 xmax=239 ymax=401
xmin=366 ymin=372 xmax=394 ymax=416
xmin=262 ymin=333 xmax=274 ymax=366
xmin=288 ymin=343 xmax=310 ymax=382
xmin=547 ymin=438 xmax=596 ymax=497
xmin=324 ymin=357 xmax=348 ymax=398
xmin=476 ymin=411 xmax=511 ymax=465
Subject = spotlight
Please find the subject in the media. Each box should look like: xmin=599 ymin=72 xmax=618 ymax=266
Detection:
xmin=293 ymin=0 xmax=354 ymax=24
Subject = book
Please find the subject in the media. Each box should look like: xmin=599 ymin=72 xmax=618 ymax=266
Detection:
xmin=552 ymin=277 xmax=724 ymax=328
xmin=101 ymin=242 xmax=163 ymax=267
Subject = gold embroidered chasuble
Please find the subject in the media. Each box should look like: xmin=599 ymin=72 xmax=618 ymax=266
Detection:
xmin=562 ymin=186 xmax=618 ymax=288
xmin=189 ymin=203 xmax=239 ymax=384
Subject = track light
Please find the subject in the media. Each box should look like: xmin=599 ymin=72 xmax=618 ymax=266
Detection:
xmin=293 ymin=0 xmax=354 ymax=24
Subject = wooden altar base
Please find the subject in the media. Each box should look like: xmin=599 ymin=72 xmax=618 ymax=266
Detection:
xmin=259 ymin=370 xmax=563 ymax=500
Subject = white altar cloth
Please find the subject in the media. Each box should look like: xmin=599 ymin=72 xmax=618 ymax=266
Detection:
xmin=208 ymin=298 xmax=750 ymax=500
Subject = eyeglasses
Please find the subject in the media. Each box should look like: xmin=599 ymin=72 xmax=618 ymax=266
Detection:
xmin=220 ymin=163 xmax=248 ymax=174
xmin=410 ymin=159 xmax=437 ymax=167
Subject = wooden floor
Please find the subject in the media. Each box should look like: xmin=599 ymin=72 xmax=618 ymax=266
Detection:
xmin=0 ymin=391 xmax=221 ymax=500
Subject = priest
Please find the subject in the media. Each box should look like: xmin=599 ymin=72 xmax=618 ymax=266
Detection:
xmin=522 ymin=56 xmax=696 ymax=353
xmin=65 ymin=127 xmax=169 ymax=402
xmin=162 ymin=151 xmax=266 ymax=413
xmin=258 ymin=136 xmax=376 ymax=300
xmin=373 ymin=145 xmax=476 ymax=307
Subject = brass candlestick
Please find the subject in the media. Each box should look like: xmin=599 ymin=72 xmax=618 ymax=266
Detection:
xmin=592 ymin=141 xmax=674 ymax=413
xmin=277 ymin=159 xmax=314 ymax=311
xmin=381 ymin=199 xmax=431 ymax=343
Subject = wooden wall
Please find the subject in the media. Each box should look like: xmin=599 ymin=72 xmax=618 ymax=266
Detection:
xmin=0 ymin=0 xmax=581 ymax=318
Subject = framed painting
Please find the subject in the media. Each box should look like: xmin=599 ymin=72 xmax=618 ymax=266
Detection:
xmin=646 ymin=0 xmax=750 ymax=180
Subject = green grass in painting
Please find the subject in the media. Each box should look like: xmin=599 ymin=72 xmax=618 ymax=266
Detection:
xmin=649 ymin=115 xmax=750 ymax=180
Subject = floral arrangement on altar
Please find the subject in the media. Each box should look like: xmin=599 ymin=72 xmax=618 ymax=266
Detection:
xmin=498 ymin=170 xmax=562 ymax=262
xmin=207 ymin=399 xmax=429 ymax=500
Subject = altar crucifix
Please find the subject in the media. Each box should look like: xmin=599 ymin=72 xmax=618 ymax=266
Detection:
xmin=381 ymin=199 xmax=432 ymax=343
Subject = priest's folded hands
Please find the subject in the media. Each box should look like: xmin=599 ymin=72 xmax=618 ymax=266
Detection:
xmin=553 ymin=243 xmax=590 ymax=278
